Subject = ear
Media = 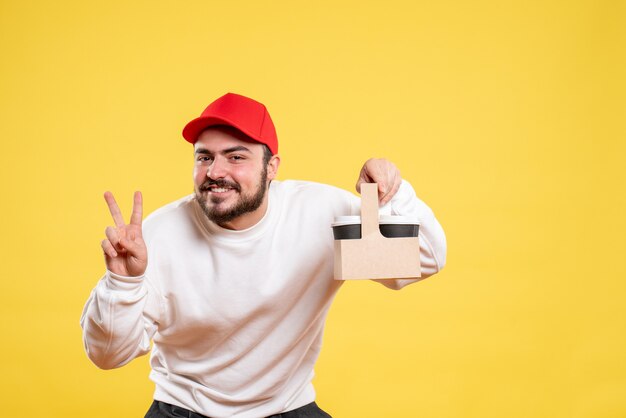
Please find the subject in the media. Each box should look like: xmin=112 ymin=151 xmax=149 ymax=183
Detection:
xmin=266 ymin=154 xmax=281 ymax=181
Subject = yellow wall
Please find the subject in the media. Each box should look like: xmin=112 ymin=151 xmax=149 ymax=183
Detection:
xmin=1 ymin=1 xmax=624 ymax=416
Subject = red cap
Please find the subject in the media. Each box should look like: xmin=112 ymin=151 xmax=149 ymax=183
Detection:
xmin=182 ymin=93 xmax=278 ymax=154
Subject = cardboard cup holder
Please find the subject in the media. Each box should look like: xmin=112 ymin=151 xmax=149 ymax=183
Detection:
xmin=333 ymin=183 xmax=421 ymax=280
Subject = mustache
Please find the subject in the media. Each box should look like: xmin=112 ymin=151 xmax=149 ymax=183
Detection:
xmin=199 ymin=179 xmax=241 ymax=192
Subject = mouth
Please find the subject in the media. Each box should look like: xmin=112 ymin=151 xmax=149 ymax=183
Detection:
xmin=200 ymin=180 xmax=241 ymax=195
xmin=207 ymin=186 xmax=235 ymax=194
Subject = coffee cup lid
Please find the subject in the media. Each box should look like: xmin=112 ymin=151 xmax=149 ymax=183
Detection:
xmin=379 ymin=215 xmax=420 ymax=225
xmin=332 ymin=215 xmax=420 ymax=227
xmin=331 ymin=216 xmax=361 ymax=227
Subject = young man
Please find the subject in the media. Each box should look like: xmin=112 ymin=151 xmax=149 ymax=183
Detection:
xmin=81 ymin=93 xmax=447 ymax=418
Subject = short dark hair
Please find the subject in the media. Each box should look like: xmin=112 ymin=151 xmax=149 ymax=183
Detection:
xmin=262 ymin=145 xmax=272 ymax=166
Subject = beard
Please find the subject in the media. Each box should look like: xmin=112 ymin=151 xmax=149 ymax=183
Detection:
xmin=196 ymin=164 xmax=268 ymax=227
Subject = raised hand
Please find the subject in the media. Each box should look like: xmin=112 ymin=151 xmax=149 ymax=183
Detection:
xmin=355 ymin=158 xmax=402 ymax=206
xmin=101 ymin=191 xmax=148 ymax=277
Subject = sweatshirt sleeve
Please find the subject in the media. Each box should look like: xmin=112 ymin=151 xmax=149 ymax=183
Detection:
xmin=374 ymin=179 xmax=447 ymax=290
xmin=80 ymin=270 xmax=163 ymax=369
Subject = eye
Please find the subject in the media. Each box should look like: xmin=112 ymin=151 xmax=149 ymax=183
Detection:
xmin=230 ymin=155 xmax=245 ymax=161
xmin=196 ymin=155 xmax=213 ymax=162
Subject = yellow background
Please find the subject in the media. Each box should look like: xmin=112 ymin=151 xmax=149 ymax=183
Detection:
xmin=1 ymin=0 xmax=624 ymax=417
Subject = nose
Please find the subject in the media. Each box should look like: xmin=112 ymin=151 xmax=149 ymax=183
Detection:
xmin=207 ymin=156 xmax=227 ymax=179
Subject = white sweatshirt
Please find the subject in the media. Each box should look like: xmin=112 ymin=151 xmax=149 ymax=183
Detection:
xmin=81 ymin=179 xmax=446 ymax=418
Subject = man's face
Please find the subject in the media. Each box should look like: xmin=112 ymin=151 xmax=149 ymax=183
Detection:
xmin=193 ymin=127 xmax=279 ymax=230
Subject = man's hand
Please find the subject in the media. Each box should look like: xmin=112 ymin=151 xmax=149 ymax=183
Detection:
xmin=101 ymin=191 xmax=148 ymax=277
xmin=356 ymin=158 xmax=402 ymax=206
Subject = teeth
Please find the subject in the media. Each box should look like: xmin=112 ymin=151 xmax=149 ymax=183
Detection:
xmin=211 ymin=188 xmax=230 ymax=193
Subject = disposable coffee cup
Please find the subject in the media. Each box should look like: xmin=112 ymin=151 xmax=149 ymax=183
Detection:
xmin=379 ymin=215 xmax=420 ymax=238
xmin=331 ymin=216 xmax=362 ymax=240
xmin=332 ymin=215 xmax=420 ymax=240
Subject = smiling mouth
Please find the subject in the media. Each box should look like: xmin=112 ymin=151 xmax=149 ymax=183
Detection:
xmin=208 ymin=187 xmax=235 ymax=194
xmin=200 ymin=180 xmax=241 ymax=194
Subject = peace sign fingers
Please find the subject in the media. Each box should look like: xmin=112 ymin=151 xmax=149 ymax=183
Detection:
xmin=101 ymin=190 xmax=148 ymax=277
xmin=104 ymin=191 xmax=144 ymax=227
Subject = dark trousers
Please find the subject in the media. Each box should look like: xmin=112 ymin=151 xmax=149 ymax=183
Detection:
xmin=145 ymin=400 xmax=332 ymax=418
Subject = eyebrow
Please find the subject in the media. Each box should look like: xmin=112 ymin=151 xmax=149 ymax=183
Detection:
xmin=195 ymin=145 xmax=252 ymax=155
